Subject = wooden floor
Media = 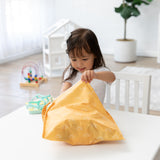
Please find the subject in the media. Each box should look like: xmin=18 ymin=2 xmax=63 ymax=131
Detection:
xmin=1 ymin=53 xmax=160 ymax=117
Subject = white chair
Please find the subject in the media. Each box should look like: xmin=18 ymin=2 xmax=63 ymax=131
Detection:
xmin=104 ymin=72 xmax=151 ymax=114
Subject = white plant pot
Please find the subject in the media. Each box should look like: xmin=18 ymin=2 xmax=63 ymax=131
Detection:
xmin=114 ymin=39 xmax=137 ymax=62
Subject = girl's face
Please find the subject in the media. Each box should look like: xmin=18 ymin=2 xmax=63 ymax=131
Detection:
xmin=69 ymin=48 xmax=95 ymax=73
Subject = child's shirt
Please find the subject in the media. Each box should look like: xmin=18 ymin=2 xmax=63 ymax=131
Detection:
xmin=64 ymin=67 xmax=109 ymax=103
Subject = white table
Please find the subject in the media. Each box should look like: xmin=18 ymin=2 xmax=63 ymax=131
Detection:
xmin=0 ymin=107 xmax=160 ymax=160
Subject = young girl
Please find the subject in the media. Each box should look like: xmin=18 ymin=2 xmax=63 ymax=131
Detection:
xmin=61 ymin=28 xmax=115 ymax=103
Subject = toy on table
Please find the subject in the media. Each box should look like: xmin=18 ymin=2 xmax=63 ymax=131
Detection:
xmin=26 ymin=94 xmax=53 ymax=114
xmin=20 ymin=62 xmax=47 ymax=87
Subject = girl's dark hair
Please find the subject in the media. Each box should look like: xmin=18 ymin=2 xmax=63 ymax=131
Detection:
xmin=62 ymin=28 xmax=106 ymax=82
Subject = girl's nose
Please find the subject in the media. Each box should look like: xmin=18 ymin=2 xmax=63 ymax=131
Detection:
xmin=77 ymin=60 xmax=83 ymax=67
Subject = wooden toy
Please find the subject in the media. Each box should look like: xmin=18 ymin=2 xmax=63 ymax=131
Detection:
xmin=20 ymin=62 xmax=48 ymax=87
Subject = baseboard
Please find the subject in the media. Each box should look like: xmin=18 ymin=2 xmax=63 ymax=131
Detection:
xmin=102 ymin=50 xmax=157 ymax=57
xmin=137 ymin=51 xmax=157 ymax=57
xmin=0 ymin=48 xmax=42 ymax=64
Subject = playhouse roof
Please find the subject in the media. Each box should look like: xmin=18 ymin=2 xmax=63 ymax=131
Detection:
xmin=43 ymin=19 xmax=80 ymax=38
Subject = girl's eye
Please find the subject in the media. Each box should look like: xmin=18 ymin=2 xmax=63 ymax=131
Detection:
xmin=82 ymin=59 xmax=88 ymax=61
xmin=71 ymin=59 xmax=77 ymax=61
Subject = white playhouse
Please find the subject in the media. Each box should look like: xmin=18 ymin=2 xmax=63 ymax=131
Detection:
xmin=42 ymin=19 xmax=80 ymax=77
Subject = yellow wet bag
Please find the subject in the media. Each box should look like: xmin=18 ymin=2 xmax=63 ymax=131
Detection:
xmin=42 ymin=81 xmax=123 ymax=145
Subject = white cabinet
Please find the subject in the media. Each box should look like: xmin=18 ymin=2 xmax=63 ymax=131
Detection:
xmin=42 ymin=19 xmax=80 ymax=77
xmin=43 ymin=34 xmax=67 ymax=77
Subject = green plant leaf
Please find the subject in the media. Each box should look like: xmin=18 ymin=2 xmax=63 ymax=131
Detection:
xmin=131 ymin=7 xmax=140 ymax=16
xmin=120 ymin=5 xmax=140 ymax=19
xmin=126 ymin=0 xmax=133 ymax=2
xmin=132 ymin=0 xmax=141 ymax=5
xmin=132 ymin=0 xmax=149 ymax=6
xmin=121 ymin=6 xmax=133 ymax=19
xmin=115 ymin=4 xmax=124 ymax=13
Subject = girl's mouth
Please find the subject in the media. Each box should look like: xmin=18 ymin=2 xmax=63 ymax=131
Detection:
xmin=78 ymin=68 xmax=85 ymax=72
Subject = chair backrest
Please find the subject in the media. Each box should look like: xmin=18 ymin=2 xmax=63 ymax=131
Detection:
xmin=104 ymin=72 xmax=151 ymax=114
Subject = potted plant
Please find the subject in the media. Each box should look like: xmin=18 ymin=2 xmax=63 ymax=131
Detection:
xmin=114 ymin=0 xmax=153 ymax=62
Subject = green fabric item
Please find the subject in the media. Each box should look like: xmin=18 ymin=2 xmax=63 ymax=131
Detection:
xmin=26 ymin=94 xmax=53 ymax=114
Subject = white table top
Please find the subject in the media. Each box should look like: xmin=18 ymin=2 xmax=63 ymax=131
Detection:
xmin=0 ymin=107 xmax=160 ymax=160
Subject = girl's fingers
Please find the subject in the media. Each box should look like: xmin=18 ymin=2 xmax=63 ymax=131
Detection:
xmin=86 ymin=71 xmax=91 ymax=82
xmin=88 ymin=70 xmax=94 ymax=82
xmin=86 ymin=72 xmax=90 ymax=82
xmin=90 ymin=71 xmax=94 ymax=81
xmin=81 ymin=72 xmax=87 ymax=83
xmin=81 ymin=70 xmax=95 ymax=83
xmin=81 ymin=71 xmax=88 ymax=83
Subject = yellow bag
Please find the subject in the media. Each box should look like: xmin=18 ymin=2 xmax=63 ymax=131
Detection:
xmin=42 ymin=81 xmax=124 ymax=145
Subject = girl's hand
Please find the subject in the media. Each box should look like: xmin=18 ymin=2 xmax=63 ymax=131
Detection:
xmin=81 ymin=70 xmax=96 ymax=83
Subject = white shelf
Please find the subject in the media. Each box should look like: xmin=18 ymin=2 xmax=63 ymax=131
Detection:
xmin=44 ymin=67 xmax=64 ymax=77
xmin=43 ymin=49 xmax=65 ymax=55
xmin=42 ymin=19 xmax=80 ymax=77
xmin=43 ymin=33 xmax=65 ymax=39
xmin=44 ymin=64 xmax=65 ymax=70
xmin=50 ymin=33 xmax=65 ymax=38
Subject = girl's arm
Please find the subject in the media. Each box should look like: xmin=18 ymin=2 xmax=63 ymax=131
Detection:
xmin=95 ymin=71 xmax=115 ymax=83
xmin=81 ymin=70 xmax=115 ymax=83
xmin=60 ymin=82 xmax=72 ymax=93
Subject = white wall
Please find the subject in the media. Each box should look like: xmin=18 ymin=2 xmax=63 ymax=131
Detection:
xmin=52 ymin=0 xmax=160 ymax=57
xmin=0 ymin=0 xmax=56 ymax=64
